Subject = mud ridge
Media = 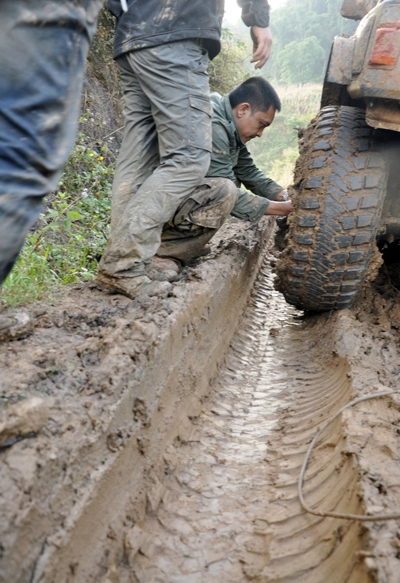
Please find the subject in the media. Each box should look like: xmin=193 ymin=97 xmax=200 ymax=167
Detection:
xmin=265 ymin=286 xmax=400 ymax=581
xmin=112 ymin=261 xmax=300 ymax=582
xmin=264 ymin=315 xmax=372 ymax=582
xmin=0 ymin=218 xmax=275 ymax=583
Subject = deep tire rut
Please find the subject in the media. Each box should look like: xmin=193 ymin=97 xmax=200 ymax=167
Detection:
xmin=120 ymin=258 xmax=373 ymax=583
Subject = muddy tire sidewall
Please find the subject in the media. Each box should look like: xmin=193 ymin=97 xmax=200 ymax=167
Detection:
xmin=275 ymin=106 xmax=388 ymax=312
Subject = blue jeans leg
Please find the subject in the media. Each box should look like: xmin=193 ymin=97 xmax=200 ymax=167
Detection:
xmin=0 ymin=0 xmax=103 ymax=285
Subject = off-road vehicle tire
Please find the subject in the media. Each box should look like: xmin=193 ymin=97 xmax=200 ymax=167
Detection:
xmin=275 ymin=106 xmax=388 ymax=312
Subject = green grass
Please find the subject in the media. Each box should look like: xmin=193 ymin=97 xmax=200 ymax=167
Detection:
xmin=2 ymin=248 xmax=61 ymax=307
xmin=1 ymin=127 xmax=114 ymax=307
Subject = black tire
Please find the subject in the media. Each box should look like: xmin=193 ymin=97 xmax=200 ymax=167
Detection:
xmin=275 ymin=106 xmax=388 ymax=312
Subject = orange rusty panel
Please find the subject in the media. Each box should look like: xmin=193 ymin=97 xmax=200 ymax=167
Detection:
xmin=369 ymin=26 xmax=400 ymax=68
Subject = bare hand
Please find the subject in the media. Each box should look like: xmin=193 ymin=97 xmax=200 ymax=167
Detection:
xmin=265 ymin=200 xmax=294 ymax=216
xmin=250 ymin=26 xmax=272 ymax=69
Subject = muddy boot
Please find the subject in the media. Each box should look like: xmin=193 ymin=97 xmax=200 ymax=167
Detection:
xmin=145 ymin=256 xmax=182 ymax=281
xmin=158 ymin=229 xmax=217 ymax=266
xmin=94 ymin=273 xmax=171 ymax=299
xmin=0 ymin=312 xmax=34 ymax=342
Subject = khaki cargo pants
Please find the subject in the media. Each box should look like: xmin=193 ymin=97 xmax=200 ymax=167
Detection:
xmin=158 ymin=177 xmax=238 ymax=265
xmin=99 ymin=40 xmax=214 ymax=278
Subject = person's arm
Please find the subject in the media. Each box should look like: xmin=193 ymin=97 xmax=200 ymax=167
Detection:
xmin=234 ymin=145 xmax=283 ymax=201
xmin=250 ymin=25 xmax=272 ymax=69
xmin=232 ymin=146 xmax=293 ymax=218
xmin=231 ymin=189 xmax=293 ymax=222
xmin=265 ymin=200 xmax=294 ymax=216
xmin=237 ymin=0 xmax=272 ymax=68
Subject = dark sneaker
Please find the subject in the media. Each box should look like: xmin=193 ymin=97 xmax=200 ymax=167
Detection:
xmin=95 ymin=273 xmax=171 ymax=299
xmin=0 ymin=312 xmax=34 ymax=342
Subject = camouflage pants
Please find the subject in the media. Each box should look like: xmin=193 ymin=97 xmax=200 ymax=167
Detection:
xmin=0 ymin=0 xmax=103 ymax=285
xmin=158 ymin=177 xmax=238 ymax=265
xmin=98 ymin=40 xmax=212 ymax=278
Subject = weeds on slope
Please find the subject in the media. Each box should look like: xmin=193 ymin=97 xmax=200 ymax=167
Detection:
xmin=1 ymin=120 xmax=114 ymax=307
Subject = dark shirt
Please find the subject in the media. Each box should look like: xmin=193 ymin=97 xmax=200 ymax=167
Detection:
xmin=107 ymin=0 xmax=271 ymax=60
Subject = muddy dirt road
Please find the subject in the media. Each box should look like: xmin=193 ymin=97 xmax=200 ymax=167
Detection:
xmin=1 ymin=221 xmax=400 ymax=582
xmin=114 ymin=256 xmax=400 ymax=583
xmin=124 ymin=266 xmax=299 ymax=583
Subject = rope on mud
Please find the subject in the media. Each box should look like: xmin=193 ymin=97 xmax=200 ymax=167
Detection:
xmin=298 ymin=390 xmax=400 ymax=522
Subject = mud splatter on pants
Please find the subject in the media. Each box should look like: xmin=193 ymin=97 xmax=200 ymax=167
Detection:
xmin=158 ymin=177 xmax=238 ymax=265
xmin=0 ymin=0 xmax=103 ymax=285
xmin=98 ymin=40 xmax=213 ymax=278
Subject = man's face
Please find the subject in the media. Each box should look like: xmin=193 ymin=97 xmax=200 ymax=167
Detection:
xmin=233 ymin=103 xmax=276 ymax=143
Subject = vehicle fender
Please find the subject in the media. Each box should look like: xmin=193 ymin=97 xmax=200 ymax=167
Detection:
xmin=327 ymin=36 xmax=356 ymax=85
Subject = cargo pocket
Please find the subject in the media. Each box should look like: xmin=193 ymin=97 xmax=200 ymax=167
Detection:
xmin=188 ymin=96 xmax=212 ymax=152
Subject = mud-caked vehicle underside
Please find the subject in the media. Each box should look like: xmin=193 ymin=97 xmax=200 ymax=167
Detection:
xmin=276 ymin=0 xmax=400 ymax=312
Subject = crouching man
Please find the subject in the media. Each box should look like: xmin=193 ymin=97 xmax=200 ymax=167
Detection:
xmin=98 ymin=77 xmax=293 ymax=296
xmin=156 ymin=76 xmax=294 ymax=267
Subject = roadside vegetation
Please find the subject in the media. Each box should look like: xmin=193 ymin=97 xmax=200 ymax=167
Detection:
xmin=2 ymin=125 xmax=116 ymax=307
xmin=248 ymin=83 xmax=322 ymax=188
xmin=1 ymin=0 xmax=350 ymax=307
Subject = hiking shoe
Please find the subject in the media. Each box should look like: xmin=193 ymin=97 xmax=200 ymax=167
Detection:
xmin=95 ymin=273 xmax=171 ymax=299
xmin=0 ymin=312 xmax=34 ymax=342
xmin=146 ymin=256 xmax=182 ymax=281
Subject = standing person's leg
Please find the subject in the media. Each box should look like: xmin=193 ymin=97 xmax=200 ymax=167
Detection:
xmin=100 ymin=54 xmax=160 ymax=245
xmin=96 ymin=55 xmax=177 ymax=295
xmin=99 ymin=40 xmax=212 ymax=283
xmin=0 ymin=0 xmax=103 ymax=286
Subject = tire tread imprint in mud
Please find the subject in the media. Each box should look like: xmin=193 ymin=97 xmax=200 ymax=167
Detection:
xmin=276 ymin=106 xmax=387 ymax=312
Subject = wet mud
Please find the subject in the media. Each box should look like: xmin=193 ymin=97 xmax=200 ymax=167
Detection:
xmin=122 ymin=265 xmax=298 ymax=583
xmin=110 ymin=254 xmax=400 ymax=582
xmin=2 ymin=219 xmax=400 ymax=582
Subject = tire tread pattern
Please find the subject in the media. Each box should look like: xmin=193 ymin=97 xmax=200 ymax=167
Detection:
xmin=275 ymin=106 xmax=388 ymax=312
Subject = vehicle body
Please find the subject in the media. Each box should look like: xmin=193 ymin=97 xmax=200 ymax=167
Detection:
xmin=276 ymin=0 xmax=400 ymax=312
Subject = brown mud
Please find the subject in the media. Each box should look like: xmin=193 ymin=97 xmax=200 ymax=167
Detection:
xmin=2 ymin=218 xmax=400 ymax=582
xmin=110 ymin=253 xmax=400 ymax=583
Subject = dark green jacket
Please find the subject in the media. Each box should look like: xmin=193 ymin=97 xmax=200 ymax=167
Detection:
xmin=107 ymin=0 xmax=270 ymax=61
xmin=207 ymin=93 xmax=283 ymax=222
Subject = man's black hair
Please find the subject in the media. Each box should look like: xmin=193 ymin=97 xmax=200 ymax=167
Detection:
xmin=229 ymin=77 xmax=281 ymax=113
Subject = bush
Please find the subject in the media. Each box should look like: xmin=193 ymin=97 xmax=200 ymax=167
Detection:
xmin=209 ymin=28 xmax=251 ymax=94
